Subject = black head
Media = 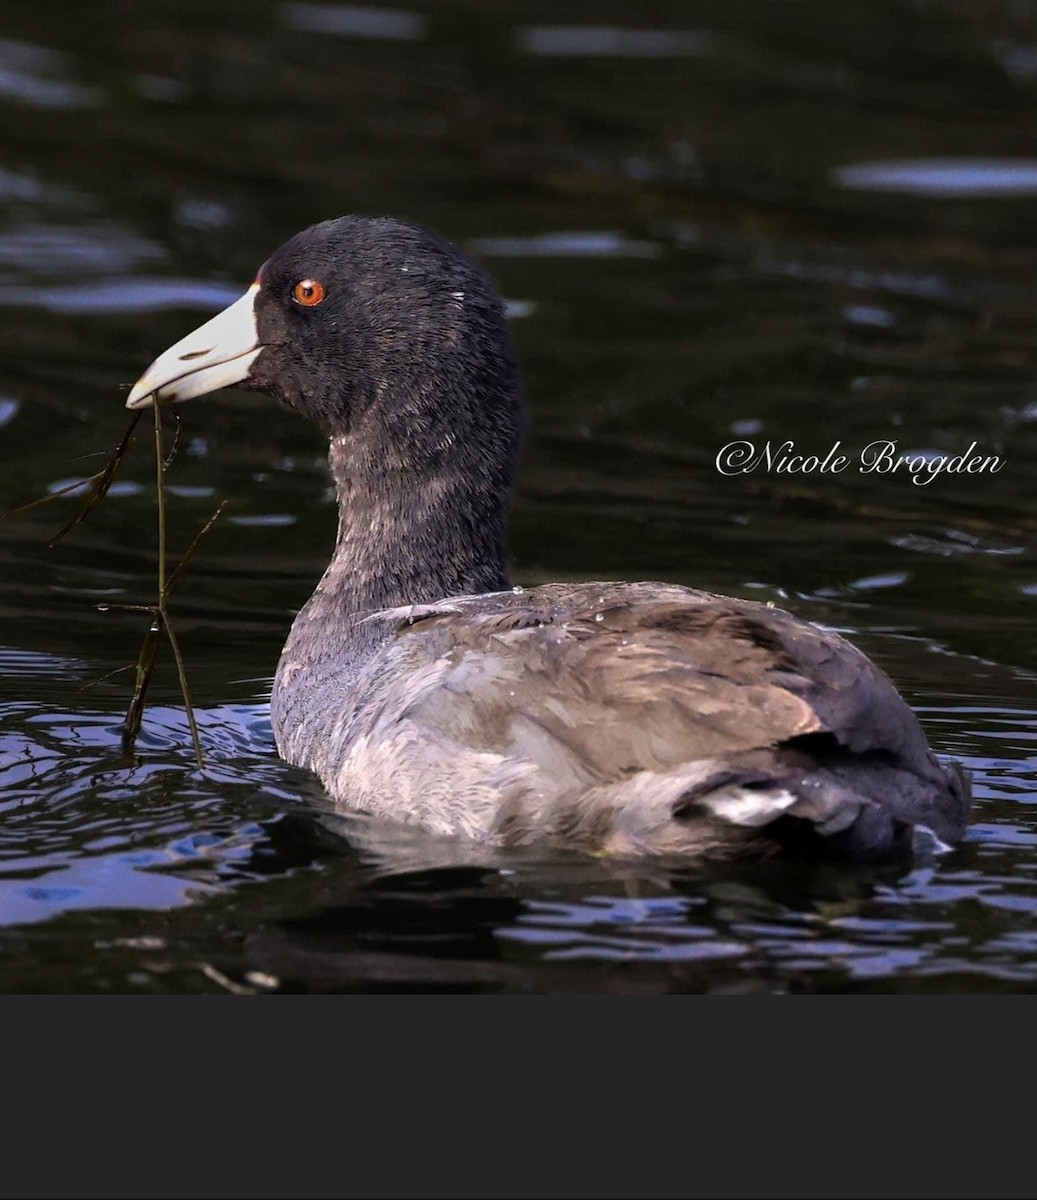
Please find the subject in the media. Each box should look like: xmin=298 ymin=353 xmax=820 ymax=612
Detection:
xmin=129 ymin=215 xmax=526 ymax=480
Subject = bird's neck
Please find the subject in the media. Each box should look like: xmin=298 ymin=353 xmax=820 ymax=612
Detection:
xmin=282 ymin=434 xmax=512 ymax=665
xmin=330 ymin=434 xmax=511 ymax=609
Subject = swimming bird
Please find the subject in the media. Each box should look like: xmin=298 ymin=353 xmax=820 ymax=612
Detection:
xmin=127 ymin=216 xmax=970 ymax=861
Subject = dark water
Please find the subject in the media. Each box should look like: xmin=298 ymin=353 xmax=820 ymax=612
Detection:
xmin=1 ymin=1 xmax=1035 ymax=992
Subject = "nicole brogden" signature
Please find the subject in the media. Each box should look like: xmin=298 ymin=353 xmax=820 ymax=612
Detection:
xmin=715 ymin=439 xmax=1005 ymax=486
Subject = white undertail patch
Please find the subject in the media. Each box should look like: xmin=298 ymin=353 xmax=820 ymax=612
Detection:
xmin=699 ymin=786 xmax=799 ymax=828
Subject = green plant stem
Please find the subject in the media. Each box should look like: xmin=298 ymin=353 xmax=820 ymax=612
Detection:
xmin=163 ymin=614 xmax=203 ymax=766
xmin=123 ymin=619 xmax=164 ymax=744
xmin=154 ymin=400 xmax=167 ymax=596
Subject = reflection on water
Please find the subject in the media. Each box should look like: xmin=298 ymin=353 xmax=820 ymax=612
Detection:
xmin=3 ymin=278 xmax=245 ymax=316
xmin=516 ymin=26 xmax=715 ymax=58
xmin=0 ymin=37 xmax=103 ymax=110
xmin=471 ymin=231 xmax=662 ymax=258
xmin=835 ymin=158 xmax=1037 ymax=198
xmin=0 ymin=1 xmax=1035 ymax=992
xmin=0 ymin=696 xmax=288 ymax=930
xmin=280 ymin=3 xmax=428 ymax=42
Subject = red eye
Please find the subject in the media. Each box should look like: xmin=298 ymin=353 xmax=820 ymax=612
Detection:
xmin=292 ymin=279 xmax=325 ymax=306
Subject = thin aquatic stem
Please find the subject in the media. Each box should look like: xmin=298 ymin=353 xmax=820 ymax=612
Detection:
xmin=163 ymin=612 xmax=203 ymax=767
xmin=123 ymin=619 xmax=164 ymax=744
xmin=153 ymin=400 xmax=167 ymax=597
xmin=165 ymin=500 xmax=228 ymax=596
xmin=118 ymin=402 xmax=206 ymax=766
xmin=77 ymin=662 xmax=136 ymax=694
xmin=3 ymin=471 xmax=106 ymax=518
xmin=49 ymin=412 xmax=141 ymax=546
xmin=11 ymin=392 xmax=214 ymax=764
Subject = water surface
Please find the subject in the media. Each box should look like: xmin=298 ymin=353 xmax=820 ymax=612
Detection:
xmin=1 ymin=1 xmax=1035 ymax=992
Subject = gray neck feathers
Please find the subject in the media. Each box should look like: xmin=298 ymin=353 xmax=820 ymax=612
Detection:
xmin=278 ymin=434 xmax=512 ymax=680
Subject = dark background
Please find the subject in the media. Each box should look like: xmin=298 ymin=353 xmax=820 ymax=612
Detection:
xmin=0 ymin=0 xmax=1035 ymax=991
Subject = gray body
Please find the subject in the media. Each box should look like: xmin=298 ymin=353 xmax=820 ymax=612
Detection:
xmin=270 ymin=447 xmax=969 ymax=860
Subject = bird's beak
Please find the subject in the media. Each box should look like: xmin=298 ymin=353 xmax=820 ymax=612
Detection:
xmin=126 ymin=283 xmax=262 ymax=409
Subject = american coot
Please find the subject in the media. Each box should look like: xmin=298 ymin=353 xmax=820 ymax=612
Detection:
xmin=127 ymin=216 xmax=970 ymax=861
